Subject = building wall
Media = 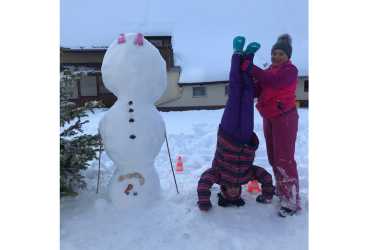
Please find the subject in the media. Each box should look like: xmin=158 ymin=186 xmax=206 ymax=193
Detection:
xmin=68 ymin=70 xmax=308 ymax=109
xmin=155 ymin=67 xmax=182 ymax=106
xmin=68 ymin=79 xmax=80 ymax=99
xmin=61 ymin=48 xmax=308 ymax=109
xmin=61 ymin=51 xmax=104 ymax=65
xmin=158 ymin=76 xmax=309 ymax=110
xmin=80 ymin=75 xmax=98 ymax=96
xmin=296 ymin=76 xmax=309 ymax=101
xmin=158 ymin=83 xmax=228 ymax=109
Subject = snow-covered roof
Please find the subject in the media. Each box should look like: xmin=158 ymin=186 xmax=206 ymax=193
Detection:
xmin=61 ymin=0 xmax=308 ymax=82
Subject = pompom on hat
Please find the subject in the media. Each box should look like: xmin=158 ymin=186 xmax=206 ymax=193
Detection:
xmin=271 ymin=34 xmax=292 ymax=58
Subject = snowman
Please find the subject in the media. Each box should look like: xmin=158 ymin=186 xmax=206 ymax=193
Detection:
xmin=99 ymin=33 xmax=167 ymax=209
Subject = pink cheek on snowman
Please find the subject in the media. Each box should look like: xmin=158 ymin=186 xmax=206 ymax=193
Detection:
xmin=118 ymin=33 xmax=126 ymax=44
xmin=134 ymin=33 xmax=144 ymax=46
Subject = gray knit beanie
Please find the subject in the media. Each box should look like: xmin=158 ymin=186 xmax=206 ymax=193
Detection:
xmin=271 ymin=34 xmax=292 ymax=58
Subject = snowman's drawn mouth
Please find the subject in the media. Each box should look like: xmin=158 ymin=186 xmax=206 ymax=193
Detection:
xmin=118 ymin=172 xmax=145 ymax=196
xmin=118 ymin=172 xmax=145 ymax=184
xmin=124 ymin=184 xmax=133 ymax=195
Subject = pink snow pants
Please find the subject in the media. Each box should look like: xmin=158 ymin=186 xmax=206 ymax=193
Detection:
xmin=263 ymin=108 xmax=301 ymax=211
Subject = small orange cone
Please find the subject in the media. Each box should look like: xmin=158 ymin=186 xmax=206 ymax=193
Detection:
xmin=175 ymin=156 xmax=184 ymax=173
xmin=247 ymin=180 xmax=261 ymax=193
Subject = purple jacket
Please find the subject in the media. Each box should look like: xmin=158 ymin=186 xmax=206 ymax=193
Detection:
xmin=220 ymin=53 xmax=255 ymax=145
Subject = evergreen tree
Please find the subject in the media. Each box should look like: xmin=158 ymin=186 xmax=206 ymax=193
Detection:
xmin=60 ymin=69 xmax=103 ymax=196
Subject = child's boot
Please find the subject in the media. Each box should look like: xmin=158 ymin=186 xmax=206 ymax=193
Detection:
xmin=233 ymin=36 xmax=246 ymax=54
xmin=256 ymin=194 xmax=272 ymax=204
xmin=241 ymin=42 xmax=261 ymax=72
xmin=278 ymin=207 xmax=297 ymax=217
xmin=244 ymin=42 xmax=261 ymax=55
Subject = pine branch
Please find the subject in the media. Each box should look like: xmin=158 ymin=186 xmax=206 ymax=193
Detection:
xmin=60 ymin=68 xmax=103 ymax=197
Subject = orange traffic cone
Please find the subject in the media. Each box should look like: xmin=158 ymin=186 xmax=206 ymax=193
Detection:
xmin=175 ymin=156 xmax=184 ymax=173
xmin=247 ymin=180 xmax=261 ymax=193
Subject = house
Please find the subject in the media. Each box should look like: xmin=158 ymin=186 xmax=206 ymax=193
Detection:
xmin=61 ymin=36 xmax=308 ymax=110
xmin=61 ymin=1 xmax=308 ymax=109
xmin=61 ymin=36 xmax=178 ymax=106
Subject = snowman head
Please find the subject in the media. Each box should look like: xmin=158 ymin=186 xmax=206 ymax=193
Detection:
xmin=101 ymin=33 xmax=167 ymax=103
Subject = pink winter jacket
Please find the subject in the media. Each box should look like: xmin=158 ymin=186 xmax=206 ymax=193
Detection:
xmin=251 ymin=61 xmax=298 ymax=118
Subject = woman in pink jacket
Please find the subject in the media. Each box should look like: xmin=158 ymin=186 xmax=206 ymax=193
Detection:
xmin=242 ymin=34 xmax=301 ymax=217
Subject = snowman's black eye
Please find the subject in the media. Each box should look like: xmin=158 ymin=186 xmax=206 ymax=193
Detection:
xmin=133 ymin=192 xmax=138 ymax=196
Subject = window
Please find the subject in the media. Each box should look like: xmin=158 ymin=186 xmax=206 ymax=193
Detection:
xmin=80 ymin=75 xmax=97 ymax=96
xmin=64 ymin=79 xmax=79 ymax=99
xmin=225 ymin=85 xmax=229 ymax=96
xmin=98 ymin=75 xmax=111 ymax=94
xmin=148 ymin=39 xmax=163 ymax=47
xmin=192 ymin=86 xmax=206 ymax=97
xmin=304 ymin=79 xmax=309 ymax=92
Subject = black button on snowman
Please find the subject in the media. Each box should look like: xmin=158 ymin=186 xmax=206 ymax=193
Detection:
xmin=98 ymin=32 xmax=168 ymax=209
xmin=128 ymin=100 xmax=136 ymax=139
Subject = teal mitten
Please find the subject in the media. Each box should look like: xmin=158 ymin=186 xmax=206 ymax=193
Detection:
xmin=244 ymin=42 xmax=261 ymax=55
xmin=233 ymin=36 xmax=246 ymax=54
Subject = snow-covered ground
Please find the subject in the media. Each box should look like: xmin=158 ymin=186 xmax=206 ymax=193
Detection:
xmin=61 ymin=108 xmax=308 ymax=250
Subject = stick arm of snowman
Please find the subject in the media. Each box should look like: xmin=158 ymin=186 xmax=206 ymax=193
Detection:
xmin=164 ymin=130 xmax=180 ymax=194
xmin=96 ymin=129 xmax=103 ymax=194
xmin=95 ymin=128 xmax=179 ymax=194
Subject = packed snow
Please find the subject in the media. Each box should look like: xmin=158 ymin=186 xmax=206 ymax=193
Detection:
xmin=61 ymin=108 xmax=308 ymax=250
xmin=60 ymin=0 xmax=308 ymax=81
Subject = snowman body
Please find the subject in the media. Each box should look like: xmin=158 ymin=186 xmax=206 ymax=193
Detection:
xmin=99 ymin=33 xmax=167 ymax=209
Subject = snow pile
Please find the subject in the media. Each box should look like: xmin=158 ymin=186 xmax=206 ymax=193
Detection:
xmin=61 ymin=108 xmax=308 ymax=250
